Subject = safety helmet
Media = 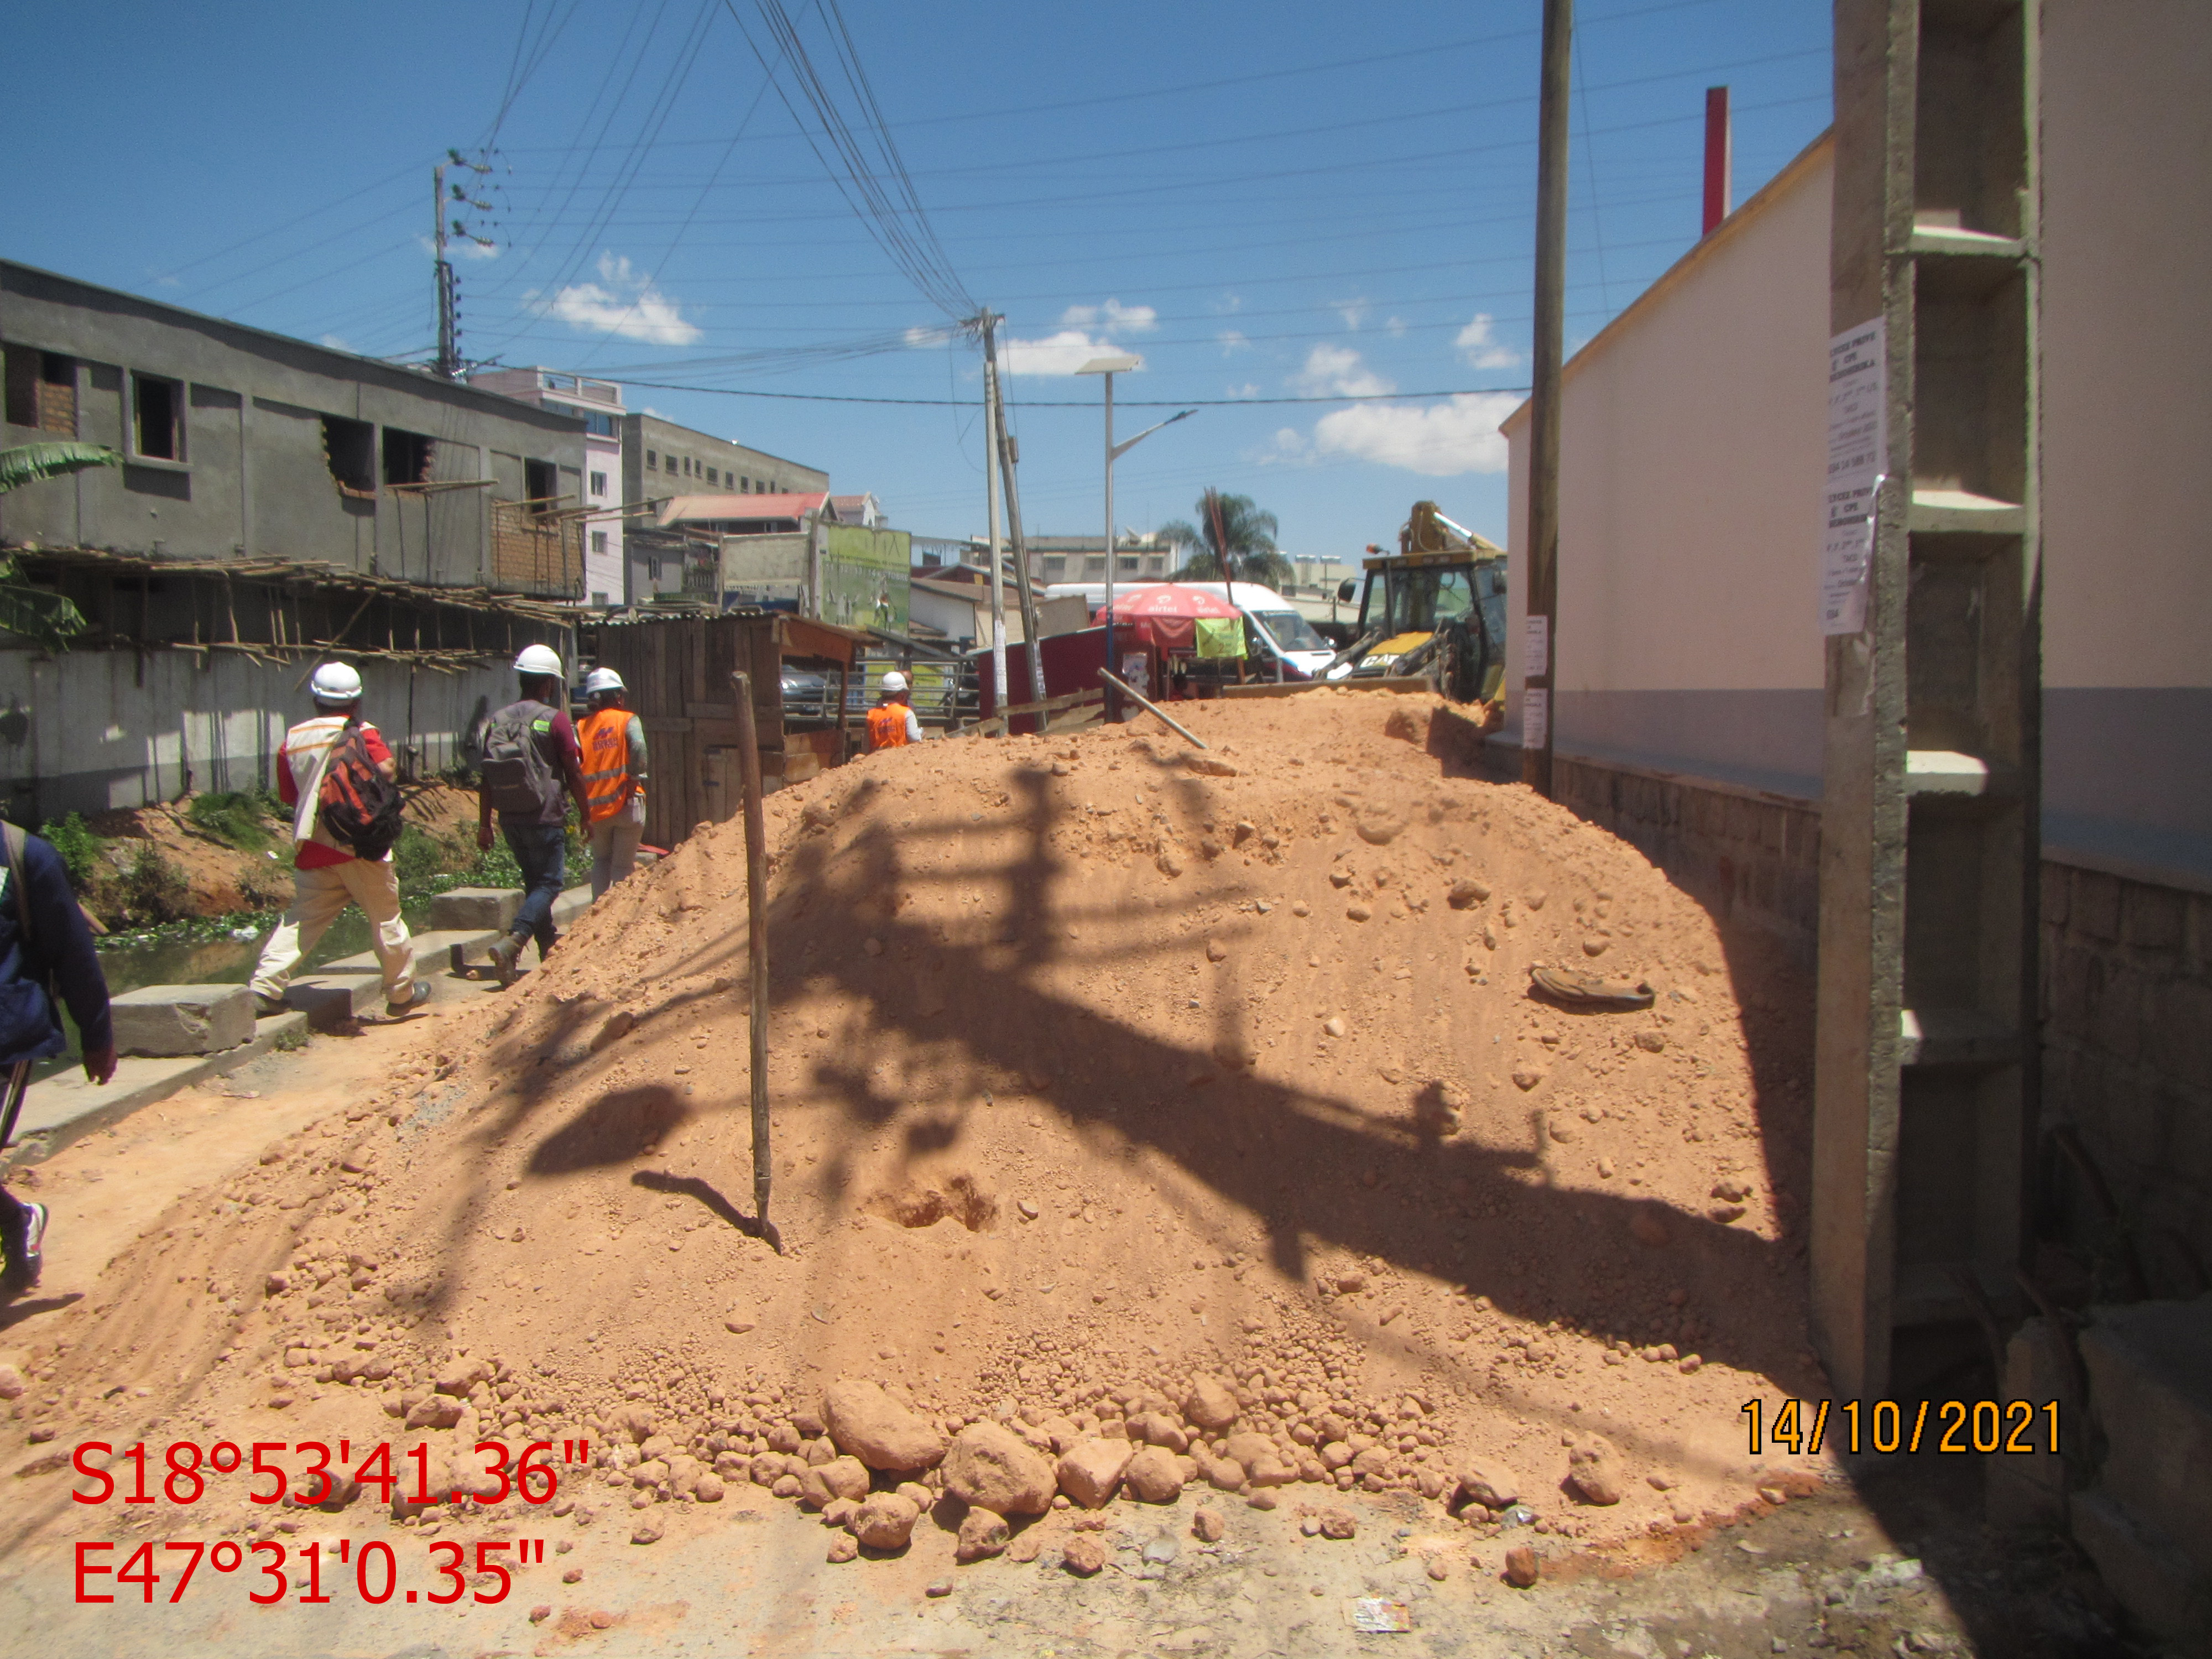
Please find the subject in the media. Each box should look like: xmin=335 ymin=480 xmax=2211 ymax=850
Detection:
xmin=581 ymin=667 xmax=625 ymax=696
xmin=513 ymin=643 xmax=565 ymax=679
xmin=880 ymin=670 xmax=909 ymax=694
xmin=310 ymin=661 xmax=363 ymax=703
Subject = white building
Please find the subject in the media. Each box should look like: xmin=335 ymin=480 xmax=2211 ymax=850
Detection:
xmin=468 ymin=367 xmax=627 ymax=608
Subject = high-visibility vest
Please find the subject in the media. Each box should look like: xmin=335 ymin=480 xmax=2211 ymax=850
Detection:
xmin=866 ymin=704 xmax=910 ymax=750
xmin=577 ymin=708 xmax=642 ymax=823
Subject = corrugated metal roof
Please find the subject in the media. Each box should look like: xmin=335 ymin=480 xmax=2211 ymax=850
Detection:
xmin=656 ymin=492 xmax=829 ymax=525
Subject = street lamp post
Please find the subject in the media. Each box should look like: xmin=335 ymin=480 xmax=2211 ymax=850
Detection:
xmin=1076 ymin=354 xmax=1192 ymax=718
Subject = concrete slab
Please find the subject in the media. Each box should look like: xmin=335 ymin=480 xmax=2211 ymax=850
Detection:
xmin=109 ymin=982 xmax=256 ymax=1057
xmin=2078 ymin=1295 xmax=2212 ymax=1579
xmin=0 ymin=1010 xmax=309 ymax=1172
xmin=427 ymin=886 xmax=522 ymax=932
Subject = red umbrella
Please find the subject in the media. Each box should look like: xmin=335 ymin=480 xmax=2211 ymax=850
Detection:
xmin=1095 ymin=583 xmax=1242 ymax=621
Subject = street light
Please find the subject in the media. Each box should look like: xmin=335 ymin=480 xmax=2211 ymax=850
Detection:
xmin=1076 ymin=354 xmax=1193 ymax=714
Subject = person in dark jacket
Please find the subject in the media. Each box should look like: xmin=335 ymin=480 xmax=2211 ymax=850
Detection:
xmin=0 ymin=827 xmax=117 ymax=1295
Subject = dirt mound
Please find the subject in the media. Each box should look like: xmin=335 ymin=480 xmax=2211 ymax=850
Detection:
xmin=7 ymin=691 xmax=1817 ymax=1553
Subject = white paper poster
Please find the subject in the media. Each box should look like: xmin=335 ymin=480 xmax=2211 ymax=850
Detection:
xmin=1523 ymin=614 xmax=1549 ymax=678
xmin=1822 ymin=317 xmax=1887 ymax=636
xmin=1521 ymin=687 xmax=1549 ymax=752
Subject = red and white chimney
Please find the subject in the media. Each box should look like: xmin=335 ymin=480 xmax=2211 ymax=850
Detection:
xmin=1702 ymin=86 xmax=1732 ymax=236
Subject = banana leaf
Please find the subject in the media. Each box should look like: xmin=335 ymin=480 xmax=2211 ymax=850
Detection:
xmin=0 ymin=441 xmax=123 ymax=493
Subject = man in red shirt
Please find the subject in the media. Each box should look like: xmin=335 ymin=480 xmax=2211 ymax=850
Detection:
xmin=247 ymin=662 xmax=424 ymax=1018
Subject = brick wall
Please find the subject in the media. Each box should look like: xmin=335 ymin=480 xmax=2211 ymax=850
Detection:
xmin=2039 ymin=862 xmax=2212 ymax=1295
xmin=1550 ymin=754 xmax=1822 ymax=966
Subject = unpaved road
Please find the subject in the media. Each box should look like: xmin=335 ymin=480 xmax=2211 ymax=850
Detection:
xmin=0 ymin=1013 xmax=2146 ymax=1658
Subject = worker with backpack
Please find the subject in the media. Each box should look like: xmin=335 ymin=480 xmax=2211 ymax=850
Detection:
xmin=0 ymin=820 xmax=117 ymax=1296
xmin=247 ymin=661 xmax=424 ymax=1019
xmin=476 ymin=644 xmax=592 ymax=986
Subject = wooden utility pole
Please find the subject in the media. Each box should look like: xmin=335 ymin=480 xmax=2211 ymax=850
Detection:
xmin=982 ymin=327 xmax=1010 ymax=722
xmin=980 ymin=314 xmax=1048 ymax=709
xmin=729 ymin=670 xmax=779 ymax=1251
xmin=1521 ymin=0 xmax=1572 ymax=799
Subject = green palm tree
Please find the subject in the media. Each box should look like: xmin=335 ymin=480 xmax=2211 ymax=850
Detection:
xmin=0 ymin=441 xmax=119 ymax=649
xmin=1160 ymin=489 xmax=1293 ymax=589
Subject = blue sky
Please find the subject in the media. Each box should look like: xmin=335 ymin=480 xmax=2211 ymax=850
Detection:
xmin=8 ymin=0 xmax=1830 ymax=557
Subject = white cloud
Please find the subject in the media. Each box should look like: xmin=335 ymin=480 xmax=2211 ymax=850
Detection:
xmin=533 ymin=254 xmax=700 ymax=346
xmin=417 ymin=233 xmax=500 ymax=263
xmin=1292 ymin=343 xmax=1393 ymax=399
xmin=1334 ymin=296 xmax=1372 ymax=331
xmin=1218 ymin=293 xmax=1244 ymax=314
xmin=319 ymin=333 xmax=353 ymax=353
xmin=1217 ymin=329 xmax=1250 ymax=356
xmin=1456 ymin=312 xmax=1519 ymax=369
xmin=1000 ymin=329 xmax=1141 ymax=376
xmin=1059 ymin=298 xmax=1157 ymax=335
xmin=1227 ymin=383 xmax=1261 ymax=400
xmin=1386 ymin=316 xmax=1407 ymax=338
xmin=1300 ymin=394 xmax=1521 ymax=477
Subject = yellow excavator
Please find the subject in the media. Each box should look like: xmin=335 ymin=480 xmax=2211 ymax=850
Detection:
xmin=1319 ymin=501 xmax=1507 ymax=709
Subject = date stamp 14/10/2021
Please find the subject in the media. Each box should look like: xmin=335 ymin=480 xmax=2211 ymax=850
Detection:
xmin=1743 ymin=1399 xmax=2059 ymax=1458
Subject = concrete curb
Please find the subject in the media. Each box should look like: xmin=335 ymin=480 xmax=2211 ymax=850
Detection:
xmin=0 ymin=885 xmax=595 ymax=1172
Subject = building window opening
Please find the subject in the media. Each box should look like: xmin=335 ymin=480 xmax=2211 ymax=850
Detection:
xmin=1082 ymin=555 xmax=1107 ymax=578
xmin=380 ymin=426 xmax=434 ymax=486
xmin=591 ymin=531 xmax=608 ymax=554
xmin=133 ymin=373 xmax=184 ymax=461
xmin=589 ymin=471 xmax=607 ymax=497
xmin=1117 ymin=555 xmax=1140 ymax=575
xmin=322 ymin=416 xmax=373 ymax=493
xmin=707 ymin=467 xmax=718 ymax=485
xmin=5 ymin=348 xmax=77 ymax=433
xmin=523 ymin=458 xmax=559 ymax=511
xmin=646 ymin=450 xmax=658 ymax=470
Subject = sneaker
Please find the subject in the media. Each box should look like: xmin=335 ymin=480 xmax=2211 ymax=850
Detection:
xmin=384 ymin=983 xmax=430 ymax=1018
xmin=2 ymin=1201 xmax=48 ymax=1296
xmin=253 ymin=992 xmax=288 ymax=1018
xmin=487 ymin=936 xmax=520 ymax=989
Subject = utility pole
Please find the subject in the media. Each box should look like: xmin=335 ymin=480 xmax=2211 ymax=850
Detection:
xmin=1521 ymin=0 xmax=1572 ymax=799
xmin=432 ymin=149 xmax=498 ymax=380
xmin=983 ymin=338 xmax=1010 ymax=720
xmin=979 ymin=314 xmax=1047 ymax=708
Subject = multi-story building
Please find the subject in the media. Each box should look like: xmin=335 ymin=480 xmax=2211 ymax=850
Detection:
xmin=468 ymin=367 xmax=625 ymax=607
xmin=620 ymin=413 xmax=825 ymax=603
xmin=1024 ymin=531 xmax=1177 ymax=586
xmin=0 ymin=259 xmax=576 ymax=816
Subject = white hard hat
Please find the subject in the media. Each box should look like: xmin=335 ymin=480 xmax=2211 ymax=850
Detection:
xmin=880 ymin=670 xmax=909 ymax=694
xmin=582 ymin=667 xmax=625 ymax=696
xmin=513 ymin=643 xmax=565 ymax=679
xmin=310 ymin=661 xmax=363 ymax=703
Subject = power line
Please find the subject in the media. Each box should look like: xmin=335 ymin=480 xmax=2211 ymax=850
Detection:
xmin=604 ymin=379 xmax=1531 ymax=408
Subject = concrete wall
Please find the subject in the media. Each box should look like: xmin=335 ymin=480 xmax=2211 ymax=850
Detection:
xmin=1 ymin=262 xmax=586 ymax=598
xmin=1501 ymin=7 xmax=2212 ymax=888
xmin=1501 ymin=138 xmax=1834 ymax=801
xmin=620 ymin=413 xmax=826 ymax=515
xmin=2038 ymin=0 xmax=2212 ymax=890
xmin=0 ymin=646 xmax=526 ymax=822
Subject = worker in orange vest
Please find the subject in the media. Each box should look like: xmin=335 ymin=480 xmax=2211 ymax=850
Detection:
xmin=865 ymin=669 xmax=926 ymax=752
xmin=577 ymin=667 xmax=649 ymax=898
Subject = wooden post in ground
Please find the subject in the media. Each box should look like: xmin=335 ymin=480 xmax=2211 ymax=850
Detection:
xmin=729 ymin=670 xmax=779 ymax=1250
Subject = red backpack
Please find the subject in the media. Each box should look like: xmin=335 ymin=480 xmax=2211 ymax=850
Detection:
xmin=319 ymin=721 xmax=405 ymax=861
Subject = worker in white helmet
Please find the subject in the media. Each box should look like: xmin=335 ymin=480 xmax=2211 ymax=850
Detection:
xmin=248 ymin=660 xmax=425 ymax=1018
xmin=476 ymin=644 xmax=591 ymax=985
xmin=576 ymin=666 xmax=649 ymax=897
xmin=864 ymin=668 xmax=927 ymax=752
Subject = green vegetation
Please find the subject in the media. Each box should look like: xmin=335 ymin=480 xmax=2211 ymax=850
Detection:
xmin=119 ymin=840 xmax=189 ymax=925
xmin=0 ymin=444 xmax=121 ymax=651
xmin=186 ymin=788 xmax=281 ymax=852
xmin=38 ymin=811 xmax=102 ymax=890
xmin=1164 ymin=488 xmax=1293 ymax=589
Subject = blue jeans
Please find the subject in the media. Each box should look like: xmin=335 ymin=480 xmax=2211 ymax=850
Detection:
xmin=503 ymin=822 xmax=568 ymax=958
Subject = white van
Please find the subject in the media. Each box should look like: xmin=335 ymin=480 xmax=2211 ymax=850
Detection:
xmin=1041 ymin=580 xmax=1336 ymax=677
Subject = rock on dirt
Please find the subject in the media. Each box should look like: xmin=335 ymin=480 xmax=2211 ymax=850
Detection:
xmin=850 ymin=1492 xmax=921 ymax=1551
xmin=799 ymin=1455 xmax=871 ymax=1509
xmin=956 ymin=1507 xmax=1011 ymax=1562
xmin=1456 ymin=1458 xmax=1522 ymax=1511
xmin=1318 ymin=1507 xmax=1356 ymax=1540
xmin=1505 ymin=1545 xmax=1540 ymax=1588
xmin=1057 ymin=1438 xmax=1134 ymax=1508
xmin=1062 ymin=1533 xmax=1108 ymax=1575
xmin=1566 ymin=1438 xmax=1627 ymax=1506
xmin=1125 ymin=1444 xmax=1186 ymax=1503
xmin=824 ymin=1378 xmax=946 ymax=1473
xmin=1192 ymin=1506 xmax=1226 ymax=1542
xmin=943 ymin=1422 xmax=1056 ymax=1516
xmin=1183 ymin=1373 xmax=1240 ymax=1431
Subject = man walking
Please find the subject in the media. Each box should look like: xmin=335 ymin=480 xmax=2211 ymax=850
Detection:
xmin=477 ymin=644 xmax=591 ymax=986
xmin=0 ymin=820 xmax=117 ymax=1295
xmin=865 ymin=669 xmax=927 ymax=752
xmin=248 ymin=662 xmax=424 ymax=1018
xmin=577 ymin=667 xmax=649 ymax=899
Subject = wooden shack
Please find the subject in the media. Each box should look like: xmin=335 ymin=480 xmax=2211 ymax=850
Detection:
xmin=585 ymin=610 xmax=866 ymax=849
